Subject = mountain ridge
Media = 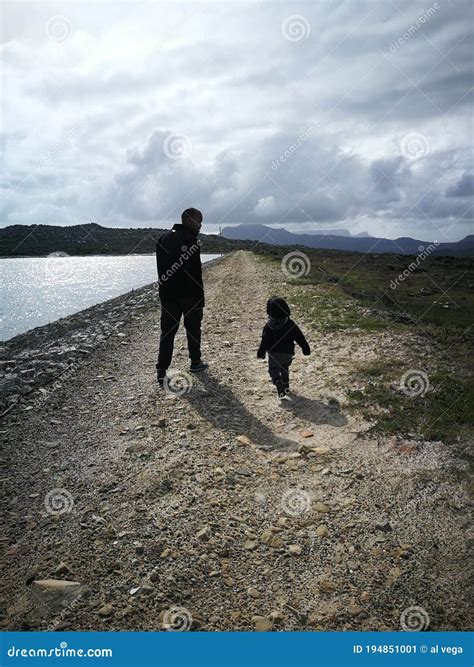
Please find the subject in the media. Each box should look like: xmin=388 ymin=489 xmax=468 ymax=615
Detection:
xmin=222 ymin=224 xmax=473 ymax=256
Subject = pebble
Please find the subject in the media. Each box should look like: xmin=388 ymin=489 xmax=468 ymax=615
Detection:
xmin=314 ymin=502 xmax=330 ymax=513
xmin=319 ymin=579 xmax=336 ymax=593
xmin=247 ymin=587 xmax=261 ymax=599
xmin=348 ymin=604 xmax=363 ymax=616
xmin=288 ymin=544 xmax=302 ymax=555
xmin=316 ymin=525 xmax=328 ymax=537
xmin=98 ymin=604 xmax=114 ymax=618
xmin=243 ymin=539 xmax=258 ymax=550
xmin=269 ymin=610 xmax=285 ymax=624
xmin=252 ymin=615 xmax=273 ymax=632
xmin=196 ymin=526 xmax=211 ymax=541
xmin=261 ymin=531 xmax=284 ymax=549
xmin=33 ymin=579 xmax=81 ymax=591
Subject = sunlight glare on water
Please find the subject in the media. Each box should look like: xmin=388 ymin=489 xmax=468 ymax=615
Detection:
xmin=0 ymin=254 xmax=220 ymax=341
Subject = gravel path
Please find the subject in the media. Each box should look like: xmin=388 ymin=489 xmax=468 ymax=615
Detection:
xmin=0 ymin=251 xmax=470 ymax=632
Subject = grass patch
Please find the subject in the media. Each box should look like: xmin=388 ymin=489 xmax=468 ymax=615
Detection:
xmin=254 ymin=248 xmax=474 ymax=444
xmin=347 ymin=369 xmax=474 ymax=444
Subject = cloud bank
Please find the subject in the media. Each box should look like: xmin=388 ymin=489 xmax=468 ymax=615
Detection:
xmin=1 ymin=0 xmax=473 ymax=241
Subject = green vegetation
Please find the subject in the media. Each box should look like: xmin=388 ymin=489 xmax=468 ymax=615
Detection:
xmin=255 ymin=247 xmax=474 ymax=445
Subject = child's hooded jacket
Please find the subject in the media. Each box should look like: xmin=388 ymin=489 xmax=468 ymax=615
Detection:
xmin=257 ymin=297 xmax=311 ymax=357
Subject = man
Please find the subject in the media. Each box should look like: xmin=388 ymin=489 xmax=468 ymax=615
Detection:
xmin=155 ymin=208 xmax=208 ymax=386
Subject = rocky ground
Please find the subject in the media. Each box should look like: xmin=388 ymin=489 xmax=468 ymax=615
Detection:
xmin=0 ymin=251 xmax=471 ymax=632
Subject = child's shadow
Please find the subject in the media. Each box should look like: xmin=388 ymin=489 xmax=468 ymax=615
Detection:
xmin=281 ymin=394 xmax=348 ymax=427
xmin=182 ymin=371 xmax=298 ymax=451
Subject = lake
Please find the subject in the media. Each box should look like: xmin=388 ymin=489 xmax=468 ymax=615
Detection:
xmin=0 ymin=254 xmax=221 ymax=341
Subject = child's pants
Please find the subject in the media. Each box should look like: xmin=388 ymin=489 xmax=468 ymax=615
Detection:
xmin=268 ymin=352 xmax=293 ymax=389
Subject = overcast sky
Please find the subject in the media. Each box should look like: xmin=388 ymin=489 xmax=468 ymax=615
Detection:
xmin=1 ymin=0 xmax=473 ymax=240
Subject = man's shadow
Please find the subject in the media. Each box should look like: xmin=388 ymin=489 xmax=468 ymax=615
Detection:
xmin=182 ymin=372 xmax=346 ymax=451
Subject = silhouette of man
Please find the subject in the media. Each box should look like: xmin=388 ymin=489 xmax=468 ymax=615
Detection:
xmin=155 ymin=208 xmax=208 ymax=386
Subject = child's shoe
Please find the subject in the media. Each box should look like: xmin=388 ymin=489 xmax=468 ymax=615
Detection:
xmin=276 ymin=382 xmax=286 ymax=399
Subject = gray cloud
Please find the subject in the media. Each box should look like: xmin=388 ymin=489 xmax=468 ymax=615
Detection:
xmin=2 ymin=0 xmax=473 ymax=241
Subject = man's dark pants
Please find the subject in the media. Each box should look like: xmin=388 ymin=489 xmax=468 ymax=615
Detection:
xmin=157 ymin=297 xmax=203 ymax=370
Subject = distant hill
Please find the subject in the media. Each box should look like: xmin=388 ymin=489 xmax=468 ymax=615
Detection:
xmin=2 ymin=222 xmax=472 ymax=258
xmin=222 ymin=224 xmax=474 ymax=256
xmin=0 ymin=223 xmax=256 ymax=257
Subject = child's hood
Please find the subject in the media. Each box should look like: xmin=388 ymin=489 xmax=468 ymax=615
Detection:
xmin=266 ymin=297 xmax=291 ymax=318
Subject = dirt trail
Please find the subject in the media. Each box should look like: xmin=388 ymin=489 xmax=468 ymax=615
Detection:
xmin=0 ymin=251 xmax=470 ymax=632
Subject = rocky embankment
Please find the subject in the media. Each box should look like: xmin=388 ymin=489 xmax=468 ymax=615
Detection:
xmin=0 ymin=252 xmax=470 ymax=633
xmin=0 ymin=284 xmax=159 ymax=416
xmin=1 ymin=257 xmax=226 ymax=416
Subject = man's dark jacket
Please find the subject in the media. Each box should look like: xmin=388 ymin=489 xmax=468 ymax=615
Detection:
xmin=156 ymin=224 xmax=204 ymax=307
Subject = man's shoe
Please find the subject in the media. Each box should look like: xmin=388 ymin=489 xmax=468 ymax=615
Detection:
xmin=157 ymin=369 xmax=167 ymax=387
xmin=190 ymin=360 xmax=208 ymax=373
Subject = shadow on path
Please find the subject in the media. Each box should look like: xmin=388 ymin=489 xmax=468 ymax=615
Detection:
xmin=182 ymin=371 xmax=295 ymax=451
xmin=181 ymin=372 xmax=346 ymax=451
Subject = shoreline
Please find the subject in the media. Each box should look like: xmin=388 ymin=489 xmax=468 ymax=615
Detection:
xmin=0 ymin=255 xmax=226 ymax=416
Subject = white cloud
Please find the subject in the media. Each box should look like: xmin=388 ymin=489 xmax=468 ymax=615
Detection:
xmin=254 ymin=196 xmax=277 ymax=217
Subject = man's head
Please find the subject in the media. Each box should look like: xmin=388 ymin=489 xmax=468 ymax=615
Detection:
xmin=181 ymin=208 xmax=203 ymax=234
